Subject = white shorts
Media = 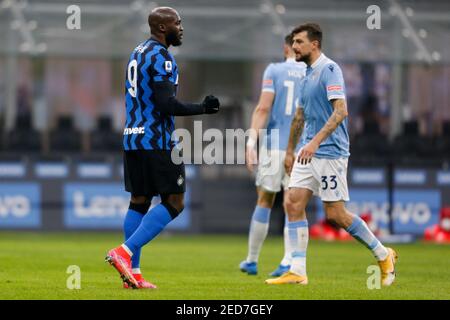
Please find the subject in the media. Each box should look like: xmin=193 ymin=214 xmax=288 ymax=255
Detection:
xmin=289 ymin=157 xmax=349 ymax=202
xmin=255 ymin=148 xmax=290 ymax=193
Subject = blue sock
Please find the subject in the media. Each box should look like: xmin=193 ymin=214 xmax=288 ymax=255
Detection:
xmin=346 ymin=215 xmax=388 ymax=260
xmin=123 ymin=209 xmax=145 ymax=269
xmin=124 ymin=204 xmax=173 ymax=255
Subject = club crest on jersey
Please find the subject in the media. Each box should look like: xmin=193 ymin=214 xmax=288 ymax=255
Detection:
xmin=177 ymin=175 xmax=184 ymax=186
xmin=165 ymin=61 xmax=173 ymax=73
xmin=135 ymin=44 xmax=148 ymax=53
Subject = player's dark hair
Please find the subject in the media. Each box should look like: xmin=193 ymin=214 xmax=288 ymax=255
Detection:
xmin=284 ymin=33 xmax=293 ymax=46
xmin=291 ymin=23 xmax=322 ymax=48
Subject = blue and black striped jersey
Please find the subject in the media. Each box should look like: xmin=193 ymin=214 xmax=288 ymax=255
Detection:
xmin=123 ymin=38 xmax=179 ymax=150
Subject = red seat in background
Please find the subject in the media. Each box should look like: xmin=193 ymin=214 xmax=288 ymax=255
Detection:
xmin=424 ymin=207 xmax=450 ymax=243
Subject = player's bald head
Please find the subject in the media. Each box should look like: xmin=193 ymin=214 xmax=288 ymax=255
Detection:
xmin=148 ymin=7 xmax=180 ymax=33
xmin=147 ymin=7 xmax=184 ymax=47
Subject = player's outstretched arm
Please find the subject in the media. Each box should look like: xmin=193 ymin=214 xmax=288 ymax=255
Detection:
xmin=285 ymin=107 xmax=304 ymax=175
xmin=297 ymin=98 xmax=348 ymax=164
xmin=153 ymin=81 xmax=219 ymax=116
xmin=246 ymin=91 xmax=274 ymax=172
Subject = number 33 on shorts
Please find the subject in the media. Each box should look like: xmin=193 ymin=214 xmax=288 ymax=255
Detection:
xmin=321 ymin=175 xmax=337 ymax=190
xmin=288 ymin=157 xmax=349 ymax=202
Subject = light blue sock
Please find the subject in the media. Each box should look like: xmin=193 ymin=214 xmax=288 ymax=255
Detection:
xmin=123 ymin=209 xmax=145 ymax=269
xmin=246 ymin=206 xmax=271 ymax=262
xmin=124 ymin=204 xmax=173 ymax=255
xmin=346 ymin=215 xmax=388 ymax=260
xmin=280 ymin=216 xmax=292 ymax=266
xmin=288 ymin=219 xmax=308 ymax=276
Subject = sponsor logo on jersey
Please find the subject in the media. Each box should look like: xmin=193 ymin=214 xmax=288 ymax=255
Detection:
xmin=327 ymin=85 xmax=342 ymax=91
xmin=123 ymin=127 xmax=145 ymax=135
xmin=263 ymin=79 xmax=273 ymax=86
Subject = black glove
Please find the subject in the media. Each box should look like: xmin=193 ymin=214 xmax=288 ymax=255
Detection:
xmin=202 ymin=95 xmax=220 ymax=114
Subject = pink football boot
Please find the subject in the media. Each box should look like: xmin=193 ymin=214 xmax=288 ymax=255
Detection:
xmin=123 ymin=273 xmax=157 ymax=289
xmin=105 ymin=246 xmax=139 ymax=289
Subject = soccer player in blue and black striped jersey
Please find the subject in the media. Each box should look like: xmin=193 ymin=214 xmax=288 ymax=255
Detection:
xmin=106 ymin=7 xmax=220 ymax=289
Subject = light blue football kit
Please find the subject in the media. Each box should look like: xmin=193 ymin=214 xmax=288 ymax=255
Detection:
xmin=289 ymin=53 xmax=350 ymax=202
xmin=298 ymin=53 xmax=350 ymax=159
xmin=286 ymin=54 xmax=391 ymax=279
xmin=261 ymin=58 xmax=306 ymax=151
xmin=241 ymin=58 xmax=306 ymax=275
xmin=256 ymin=58 xmax=306 ymax=193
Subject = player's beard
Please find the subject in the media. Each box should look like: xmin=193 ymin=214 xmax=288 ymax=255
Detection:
xmin=167 ymin=30 xmax=182 ymax=47
xmin=298 ymin=52 xmax=311 ymax=65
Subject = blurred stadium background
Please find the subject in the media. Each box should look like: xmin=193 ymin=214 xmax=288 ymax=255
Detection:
xmin=0 ymin=0 xmax=449 ymax=242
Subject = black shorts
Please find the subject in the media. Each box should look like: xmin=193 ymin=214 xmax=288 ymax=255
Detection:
xmin=123 ymin=150 xmax=185 ymax=197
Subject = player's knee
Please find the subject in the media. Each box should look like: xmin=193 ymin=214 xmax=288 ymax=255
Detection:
xmin=131 ymin=195 xmax=151 ymax=205
xmin=284 ymin=192 xmax=303 ymax=215
xmin=283 ymin=192 xmax=292 ymax=210
xmin=324 ymin=204 xmax=342 ymax=225
xmin=283 ymin=196 xmax=294 ymax=213
xmin=257 ymin=198 xmax=272 ymax=208
xmin=257 ymin=190 xmax=276 ymax=208
xmin=161 ymin=196 xmax=184 ymax=219
xmin=129 ymin=201 xmax=151 ymax=215
xmin=173 ymin=200 xmax=184 ymax=214
xmin=284 ymin=201 xmax=306 ymax=220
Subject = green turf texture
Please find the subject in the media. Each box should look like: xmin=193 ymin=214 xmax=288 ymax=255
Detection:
xmin=0 ymin=232 xmax=449 ymax=300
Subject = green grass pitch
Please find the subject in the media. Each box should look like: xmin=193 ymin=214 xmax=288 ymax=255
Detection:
xmin=0 ymin=232 xmax=449 ymax=300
